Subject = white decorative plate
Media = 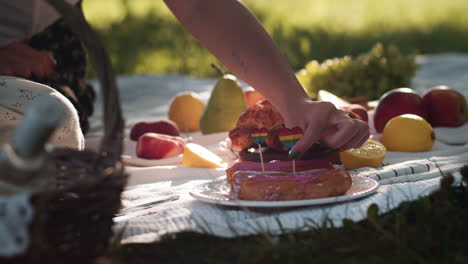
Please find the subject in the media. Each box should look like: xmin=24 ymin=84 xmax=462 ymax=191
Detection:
xmin=190 ymin=175 xmax=379 ymax=207
xmin=86 ymin=131 xmax=235 ymax=167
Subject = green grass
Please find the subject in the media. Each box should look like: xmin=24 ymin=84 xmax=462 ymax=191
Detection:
xmin=83 ymin=0 xmax=468 ymax=77
xmin=107 ymin=169 xmax=468 ymax=264
xmin=79 ymin=2 xmax=468 ymax=262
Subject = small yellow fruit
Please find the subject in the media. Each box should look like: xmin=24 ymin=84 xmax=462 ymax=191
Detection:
xmin=380 ymin=114 xmax=435 ymax=152
xmin=339 ymin=139 xmax=386 ymax=170
xmin=182 ymin=143 xmax=226 ymax=169
xmin=168 ymin=92 xmax=205 ymax=132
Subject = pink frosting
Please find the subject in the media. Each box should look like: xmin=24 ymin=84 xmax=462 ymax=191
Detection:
xmin=231 ymin=159 xmax=333 ymax=172
xmin=233 ymin=169 xmax=345 ymax=199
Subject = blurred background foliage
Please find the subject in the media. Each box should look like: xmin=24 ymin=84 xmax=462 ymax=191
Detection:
xmin=82 ymin=0 xmax=468 ymax=78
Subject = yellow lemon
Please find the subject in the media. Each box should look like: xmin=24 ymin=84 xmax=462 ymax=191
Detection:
xmin=380 ymin=114 xmax=435 ymax=152
xmin=168 ymin=92 xmax=205 ymax=132
xmin=339 ymin=139 xmax=386 ymax=170
xmin=182 ymin=143 xmax=226 ymax=169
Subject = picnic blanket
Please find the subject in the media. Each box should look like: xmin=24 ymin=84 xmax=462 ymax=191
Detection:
xmin=105 ymin=134 xmax=467 ymax=243
xmin=85 ymin=53 xmax=468 ymax=243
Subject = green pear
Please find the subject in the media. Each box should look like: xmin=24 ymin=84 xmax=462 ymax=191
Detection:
xmin=200 ymin=73 xmax=247 ymax=134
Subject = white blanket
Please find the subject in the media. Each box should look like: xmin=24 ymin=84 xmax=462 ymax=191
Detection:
xmin=110 ymin=137 xmax=467 ymax=243
xmin=84 ymin=53 xmax=468 ymax=243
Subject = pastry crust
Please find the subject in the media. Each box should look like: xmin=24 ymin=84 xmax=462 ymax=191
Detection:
xmin=226 ymin=160 xmax=333 ymax=188
xmin=232 ymin=169 xmax=352 ymax=201
xmin=229 ymin=100 xmax=284 ymax=151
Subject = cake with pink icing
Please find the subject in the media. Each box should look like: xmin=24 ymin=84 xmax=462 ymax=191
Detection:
xmin=226 ymin=160 xmax=333 ymax=188
xmin=231 ymin=168 xmax=352 ymax=201
xmin=226 ymin=160 xmax=352 ymax=201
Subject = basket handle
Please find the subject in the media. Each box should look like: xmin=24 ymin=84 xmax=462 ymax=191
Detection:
xmin=46 ymin=0 xmax=124 ymax=160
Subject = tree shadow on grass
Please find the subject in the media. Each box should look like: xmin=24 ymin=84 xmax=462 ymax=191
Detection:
xmin=274 ymin=22 xmax=468 ymax=73
xmin=93 ymin=10 xmax=217 ymax=77
xmin=92 ymin=8 xmax=468 ymax=78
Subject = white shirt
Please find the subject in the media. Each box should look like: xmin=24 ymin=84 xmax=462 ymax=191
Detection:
xmin=0 ymin=0 xmax=79 ymax=47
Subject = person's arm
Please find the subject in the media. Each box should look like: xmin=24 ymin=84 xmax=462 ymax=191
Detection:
xmin=164 ymin=0 xmax=305 ymax=112
xmin=164 ymin=0 xmax=369 ymax=157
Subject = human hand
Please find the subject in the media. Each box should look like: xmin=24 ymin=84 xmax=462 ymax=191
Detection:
xmin=0 ymin=42 xmax=55 ymax=79
xmin=281 ymin=99 xmax=370 ymax=159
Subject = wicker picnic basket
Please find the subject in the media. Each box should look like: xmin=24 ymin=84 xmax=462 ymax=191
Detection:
xmin=0 ymin=1 xmax=127 ymax=263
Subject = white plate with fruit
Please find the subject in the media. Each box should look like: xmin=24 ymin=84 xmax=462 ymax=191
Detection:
xmin=85 ymin=119 xmax=233 ymax=167
xmin=124 ymin=119 xmax=232 ymax=167
xmin=122 ymin=135 xmax=232 ymax=167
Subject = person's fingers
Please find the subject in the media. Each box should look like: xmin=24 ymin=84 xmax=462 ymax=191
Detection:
xmin=356 ymin=121 xmax=370 ymax=145
xmin=284 ymin=101 xmax=371 ymax=159
xmin=284 ymin=102 xmax=328 ymax=159
xmin=339 ymin=122 xmax=369 ymax=150
xmin=354 ymin=124 xmax=371 ymax=148
xmin=339 ymin=135 xmax=360 ymax=151
xmin=344 ymin=121 xmax=370 ymax=150
xmin=289 ymin=123 xmax=322 ymax=160
xmin=322 ymin=117 xmax=359 ymax=150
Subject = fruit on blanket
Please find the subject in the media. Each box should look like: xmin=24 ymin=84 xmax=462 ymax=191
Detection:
xmin=200 ymin=69 xmax=247 ymax=134
xmin=422 ymin=85 xmax=468 ymax=127
xmin=296 ymin=69 xmax=316 ymax=98
xmin=380 ymin=114 xmax=435 ymax=152
xmin=244 ymin=89 xmax=266 ymax=107
xmin=317 ymin=89 xmax=351 ymax=108
xmin=130 ymin=120 xmax=180 ymax=140
xmin=182 ymin=143 xmax=226 ymax=168
xmin=340 ymin=104 xmax=369 ymax=122
xmin=296 ymin=43 xmax=419 ymax=100
xmin=168 ymin=92 xmax=205 ymax=132
xmin=373 ymin=88 xmax=427 ymax=133
xmin=317 ymin=90 xmax=368 ymax=122
xmin=136 ymin=133 xmax=185 ymax=159
xmin=339 ymin=139 xmax=386 ymax=170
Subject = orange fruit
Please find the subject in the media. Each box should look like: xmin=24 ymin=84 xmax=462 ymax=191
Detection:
xmin=339 ymin=139 xmax=386 ymax=170
xmin=168 ymin=92 xmax=205 ymax=132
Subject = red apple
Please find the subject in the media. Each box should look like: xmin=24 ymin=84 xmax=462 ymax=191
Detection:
xmin=136 ymin=133 xmax=185 ymax=159
xmin=244 ymin=89 xmax=266 ymax=107
xmin=422 ymin=85 xmax=468 ymax=127
xmin=130 ymin=120 xmax=180 ymax=141
xmin=340 ymin=104 xmax=368 ymax=122
xmin=374 ymin=88 xmax=428 ymax=133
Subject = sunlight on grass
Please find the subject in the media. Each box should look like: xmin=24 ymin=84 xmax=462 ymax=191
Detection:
xmin=82 ymin=0 xmax=468 ymax=77
xmin=244 ymin=0 xmax=468 ymax=30
xmin=83 ymin=0 xmax=175 ymax=29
